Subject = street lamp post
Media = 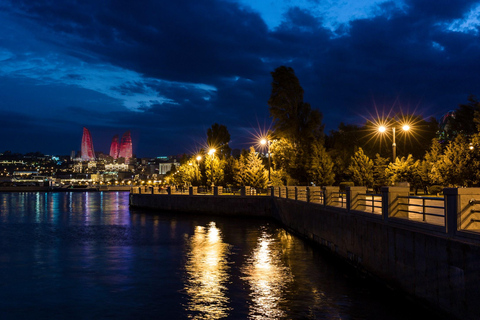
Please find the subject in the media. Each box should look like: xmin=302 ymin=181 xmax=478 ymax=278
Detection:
xmin=195 ymin=155 xmax=202 ymax=184
xmin=379 ymin=124 xmax=410 ymax=161
xmin=208 ymin=148 xmax=216 ymax=188
xmin=260 ymin=138 xmax=271 ymax=185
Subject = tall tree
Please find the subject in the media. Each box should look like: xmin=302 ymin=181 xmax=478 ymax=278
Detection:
xmin=268 ymin=66 xmax=324 ymax=184
xmin=244 ymin=147 xmax=267 ymax=189
xmin=385 ymin=155 xmax=419 ymax=186
xmin=268 ymin=66 xmax=324 ymax=146
xmin=326 ymin=123 xmax=363 ymax=183
xmin=436 ymin=135 xmax=478 ymax=187
xmin=348 ymin=147 xmax=374 ymax=187
xmin=207 ymin=123 xmax=231 ymax=158
xmin=373 ymin=154 xmax=389 ymax=192
xmin=451 ymin=95 xmax=480 ymax=137
xmin=424 ymin=138 xmax=443 ymax=185
xmin=307 ymin=141 xmax=335 ymax=186
xmin=205 ymin=153 xmax=225 ymax=186
xmin=232 ymin=154 xmax=247 ymax=186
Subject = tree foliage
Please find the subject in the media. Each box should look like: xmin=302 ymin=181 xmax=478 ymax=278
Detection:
xmin=373 ymin=154 xmax=389 ymax=191
xmin=244 ymin=147 xmax=267 ymax=189
xmin=205 ymin=153 xmax=225 ymax=186
xmin=268 ymin=66 xmax=324 ymax=146
xmin=207 ymin=123 xmax=231 ymax=158
xmin=435 ymin=135 xmax=478 ymax=187
xmin=307 ymin=141 xmax=335 ymax=186
xmin=232 ymin=154 xmax=247 ymax=186
xmin=385 ymin=155 xmax=419 ymax=185
xmin=268 ymin=66 xmax=324 ymax=184
xmin=348 ymin=148 xmax=374 ymax=187
xmin=232 ymin=147 xmax=267 ymax=188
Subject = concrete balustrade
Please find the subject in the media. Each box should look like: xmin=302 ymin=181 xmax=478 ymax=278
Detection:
xmin=214 ymin=186 xmax=223 ymax=196
xmin=279 ymin=187 xmax=286 ymax=198
xmin=287 ymin=186 xmax=296 ymax=200
xmin=189 ymin=186 xmax=198 ymax=195
xmin=323 ymin=186 xmax=339 ymax=206
xmin=444 ymin=187 xmax=480 ymax=235
xmin=380 ymin=186 xmax=409 ymax=220
xmin=346 ymin=186 xmax=366 ymax=211
xmin=308 ymin=186 xmax=322 ymax=204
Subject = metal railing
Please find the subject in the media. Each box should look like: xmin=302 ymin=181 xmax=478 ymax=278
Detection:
xmin=360 ymin=193 xmax=382 ymax=214
xmin=296 ymin=187 xmax=308 ymax=201
xmin=332 ymin=192 xmax=346 ymax=208
xmin=308 ymin=189 xmax=324 ymax=205
xmin=397 ymin=195 xmax=445 ymax=225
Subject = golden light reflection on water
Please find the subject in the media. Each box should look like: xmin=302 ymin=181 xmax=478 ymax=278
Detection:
xmin=184 ymin=222 xmax=231 ymax=320
xmin=242 ymin=231 xmax=294 ymax=320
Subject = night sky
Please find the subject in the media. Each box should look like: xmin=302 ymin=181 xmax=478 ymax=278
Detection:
xmin=1 ymin=0 xmax=480 ymax=157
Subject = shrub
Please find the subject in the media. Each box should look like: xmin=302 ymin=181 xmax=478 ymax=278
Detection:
xmin=428 ymin=185 xmax=443 ymax=195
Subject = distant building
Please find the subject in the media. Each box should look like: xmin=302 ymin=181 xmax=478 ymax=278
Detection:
xmin=81 ymin=127 xmax=95 ymax=161
xmin=118 ymin=131 xmax=133 ymax=160
xmin=109 ymin=134 xmax=120 ymax=159
xmin=159 ymin=159 xmax=179 ymax=175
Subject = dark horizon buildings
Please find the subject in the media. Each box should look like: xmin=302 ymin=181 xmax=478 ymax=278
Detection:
xmin=81 ymin=128 xmax=133 ymax=161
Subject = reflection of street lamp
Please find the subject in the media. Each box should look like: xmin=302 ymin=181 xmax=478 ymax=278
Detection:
xmin=260 ymin=138 xmax=271 ymax=185
xmin=208 ymin=148 xmax=216 ymax=187
xmin=378 ymin=124 xmax=410 ymax=161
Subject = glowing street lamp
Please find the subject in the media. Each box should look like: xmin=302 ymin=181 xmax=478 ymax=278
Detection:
xmin=208 ymin=148 xmax=216 ymax=187
xmin=260 ymin=138 xmax=271 ymax=185
xmin=378 ymin=123 xmax=411 ymax=161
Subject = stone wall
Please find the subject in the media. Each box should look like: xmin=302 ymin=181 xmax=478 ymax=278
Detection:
xmin=130 ymin=193 xmax=272 ymax=217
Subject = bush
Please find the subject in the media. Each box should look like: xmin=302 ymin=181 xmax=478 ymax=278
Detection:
xmin=339 ymin=181 xmax=354 ymax=191
xmin=428 ymin=185 xmax=443 ymax=195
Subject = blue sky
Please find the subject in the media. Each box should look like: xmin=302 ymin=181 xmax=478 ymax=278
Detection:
xmin=1 ymin=0 xmax=480 ymax=157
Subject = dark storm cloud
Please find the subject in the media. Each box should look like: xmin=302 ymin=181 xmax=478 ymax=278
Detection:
xmin=5 ymin=0 xmax=271 ymax=83
xmin=1 ymin=0 xmax=480 ymax=156
xmin=405 ymin=0 xmax=478 ymax=19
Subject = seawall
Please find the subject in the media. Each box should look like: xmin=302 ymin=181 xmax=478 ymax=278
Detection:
xmin=130 ymin=193 xmax=480 ymax=320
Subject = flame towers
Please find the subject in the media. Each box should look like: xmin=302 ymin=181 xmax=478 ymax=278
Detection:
xmin=81 ymin=127 xmax=95 ymax=160
xmin=118 ymin=131 xmax=133 ymax=160
xmin=109 ymin=134 xmax=120 ymax=159
xmin=80 ymin=128 xmax=132 ymax=161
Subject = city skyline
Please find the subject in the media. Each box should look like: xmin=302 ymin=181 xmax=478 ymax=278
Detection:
xmin=1 ymin=0 xmax=480 ymax=157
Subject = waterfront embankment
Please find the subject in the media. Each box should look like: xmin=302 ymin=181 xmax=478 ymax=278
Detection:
xmin=130 ymin=186 xmax=480 ymax=320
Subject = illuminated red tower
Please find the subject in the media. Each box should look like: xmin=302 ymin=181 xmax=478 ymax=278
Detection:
xmin=109 ymin=134 xmax=120 ymax=159
xmin=81 ymin=127 xmax=95 ymax=160
xmin=118 ymin=131 xmax=132 ymax=160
